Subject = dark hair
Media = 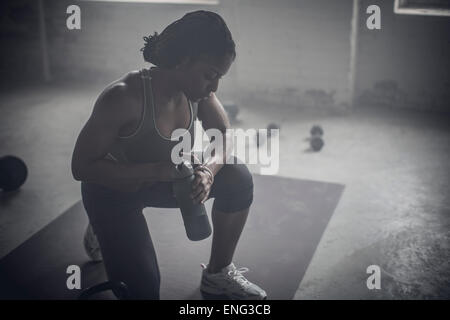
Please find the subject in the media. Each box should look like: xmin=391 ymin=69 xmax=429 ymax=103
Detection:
xmin=141 ymin=10 xmax=236 ymax=68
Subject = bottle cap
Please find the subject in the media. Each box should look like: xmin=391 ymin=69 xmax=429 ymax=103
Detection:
xmin=175 ymin=160 xmax=193 ymax=179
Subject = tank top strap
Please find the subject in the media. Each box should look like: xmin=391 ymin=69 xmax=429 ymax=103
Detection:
xmin=191 ymin=101 xmax=198 ymax=121
xmin=139 ymin=68 xmax=157 ymax=132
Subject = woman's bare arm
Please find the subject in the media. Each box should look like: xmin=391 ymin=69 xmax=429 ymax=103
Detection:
xmin=197 ymin=93 xmax=234 ymax=176
xmin=71 ymin=84 xmax=176 ymax=192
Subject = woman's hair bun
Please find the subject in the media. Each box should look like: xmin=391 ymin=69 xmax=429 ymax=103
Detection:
xmin=141 ymin=10 xmax=235 ymax=68
xmin=141 ymin=32 xmax=160 ymax=65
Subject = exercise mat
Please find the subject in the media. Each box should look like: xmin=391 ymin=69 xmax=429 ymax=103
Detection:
xmin=0 ymin=174 xmax=344 ymax=300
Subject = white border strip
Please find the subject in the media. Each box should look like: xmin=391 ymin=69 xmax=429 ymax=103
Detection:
xmin=394 ymin=0 xmax=450 ymax=16
xmin=79 ymin=0 xmax=219 ymax=5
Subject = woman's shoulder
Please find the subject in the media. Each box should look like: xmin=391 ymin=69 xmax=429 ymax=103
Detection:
xmin=105 ymin=69 xmax=142 ymax=101
xmin=94 ymin=70 xmax=144 ymax=122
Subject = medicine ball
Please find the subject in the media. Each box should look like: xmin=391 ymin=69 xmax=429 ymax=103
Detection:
xmin=0 ymin=155 xmax=28 ymax=192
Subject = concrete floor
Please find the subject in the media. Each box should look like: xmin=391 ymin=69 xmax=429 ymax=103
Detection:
xmin=0 ymin=81 xmax=449 ymax=299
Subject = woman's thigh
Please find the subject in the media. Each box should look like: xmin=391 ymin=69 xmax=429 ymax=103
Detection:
xmin=138 ymin=181 xmax=179 ymax=208
xmin=81 ymin=182 xmax=161 ymax=299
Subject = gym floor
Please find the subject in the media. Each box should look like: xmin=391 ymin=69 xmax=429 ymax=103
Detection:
xmin=1 ymin=81 xmax=449 ymax=299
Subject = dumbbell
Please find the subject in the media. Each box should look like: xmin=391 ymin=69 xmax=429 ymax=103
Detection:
xmin=310 ymin=125 xmax=323 ymax=137
xmin=267 ymin=122 xmax=280 ymax=138
xmin=255 ymin=132 xmax=266 ymax=148
xmin=310 ymin=136 xmax=324 ymax=151
xmin=0 ymin=155 xmax=28 ymax=192
xmin=222 ymin=102 xmax=239 ymax=123
xmin=255 ymin=122 xmax=281 ymax=148
xmin=309 ymin=125 xmax=324 ymax=151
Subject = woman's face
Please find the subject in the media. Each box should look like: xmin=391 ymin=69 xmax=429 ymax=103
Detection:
xmin=177 ymin=53 xmax=234 ymax=103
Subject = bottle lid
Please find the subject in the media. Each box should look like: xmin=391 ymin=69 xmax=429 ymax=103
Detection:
xmin=175 ymin=160 xmax=194 ymax=179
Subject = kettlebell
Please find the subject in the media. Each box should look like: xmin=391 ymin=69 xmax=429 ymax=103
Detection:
xmin=172 ymin=161 xmax=212 ymax=241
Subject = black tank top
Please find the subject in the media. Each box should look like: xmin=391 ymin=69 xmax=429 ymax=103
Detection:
xmin=105 ymin=68 xmax=198 ymax=164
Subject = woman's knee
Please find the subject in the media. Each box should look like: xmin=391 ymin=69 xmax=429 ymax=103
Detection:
xmin=218 ymin=157 xmax=253 ymax=188
xmin=107 ymin=257 xmax=161 ymax=300
xmin=128 ymin=277 xmax=160 ymax=300
xmin=211 ymin=158 xmax=254 ymax=212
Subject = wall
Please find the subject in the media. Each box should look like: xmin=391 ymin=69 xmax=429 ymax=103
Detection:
xmin=356 ymin=0 xmax=450 ymax=112
xmin=0 ymin=0 xmax=42 ymax=84
xmin=231 ymin=0 xmax=353 ymax=109
xmin=44 ymin=0 xmax=355 ymax=109
xmin=1 ymin=0 xmax=355 ymax=109
xmin=3 ymin=1 xmax=449 ymax=111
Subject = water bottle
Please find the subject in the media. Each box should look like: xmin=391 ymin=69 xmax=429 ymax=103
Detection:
xmin=173 ymin=160 xmax=212 ymax=241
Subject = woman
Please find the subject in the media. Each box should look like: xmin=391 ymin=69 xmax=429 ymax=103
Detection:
xmin=71 ymin=10 xmax=266 ymax=300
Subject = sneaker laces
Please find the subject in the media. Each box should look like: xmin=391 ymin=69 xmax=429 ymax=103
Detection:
xmin=228 ymin=267 xmax=250 ymax=286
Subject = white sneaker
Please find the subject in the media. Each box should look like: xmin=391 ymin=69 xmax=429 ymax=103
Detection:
xmin=200 ymin=263 xmax=267 ymax=300
xmin=83 ymin=224 xmax=103 ymax=262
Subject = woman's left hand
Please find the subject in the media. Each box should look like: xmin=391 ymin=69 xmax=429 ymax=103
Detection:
xmin=190 ymin=167 xmax=214 ymax=204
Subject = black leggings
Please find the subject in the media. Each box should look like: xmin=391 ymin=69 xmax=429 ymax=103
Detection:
xmin=81 ymin=157 xmax=253 ymax=299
